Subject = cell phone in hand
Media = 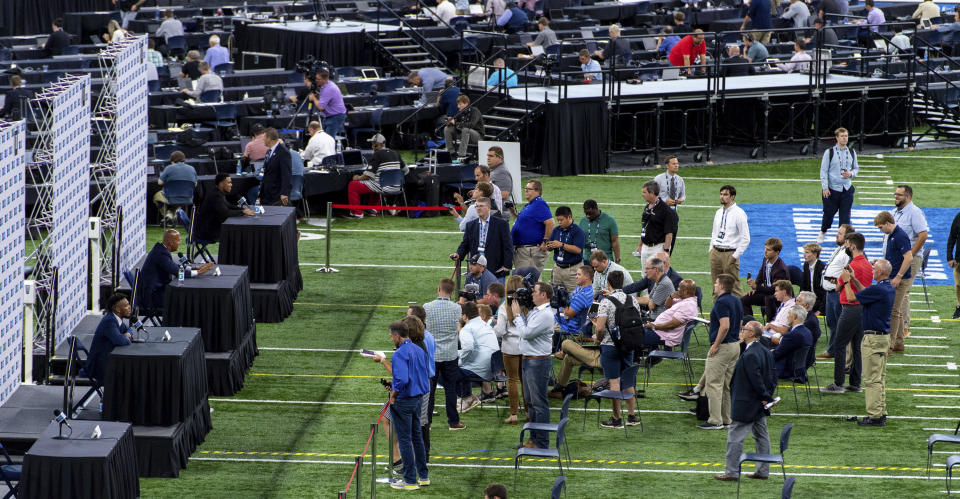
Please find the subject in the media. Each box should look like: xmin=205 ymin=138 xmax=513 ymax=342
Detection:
xmin=361 ymin=349 xmax=377 ymax=358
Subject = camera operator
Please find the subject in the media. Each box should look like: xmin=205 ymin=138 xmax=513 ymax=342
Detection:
xmin=511 ymin=281 xmax=555 ymax=448
xmin=462 ymin=255 xmax=498 ymax=303
xmin=553 ymin=265 xmax=595 ymax=349
xmin=304 ymin=69 xmax=347 ymax=138
xmin=494 ymin=276 xmax=524 ymax=424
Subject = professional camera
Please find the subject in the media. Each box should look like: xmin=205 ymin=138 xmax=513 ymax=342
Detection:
xmin=295 ymin=55 xmax=337 ymax=85
xmin=458 ymin=282 xmax=481 ymax=302
xmin=514 ymin=282 xmax=536 ymax=309
xmin=550 ymin=285 xmax=570 ymax=310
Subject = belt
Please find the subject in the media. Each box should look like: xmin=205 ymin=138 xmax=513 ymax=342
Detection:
xmin=643 ymin=241 xmax=662 ymax=247
xmin=517 ymin=244 xmax=539 ymax=248
xmin=523 ymin=355 xmax=551 ymax=360
xmin=863 ymin=330 xmax=888 ymax=335
xmin=712 ymin=247 xmax=735 ymax=252
xmin=555 ymin=262 xmax=576 ymax=269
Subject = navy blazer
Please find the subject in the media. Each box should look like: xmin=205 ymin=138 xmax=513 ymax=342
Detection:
xmin=801 ymin=259 xmax=826 ymax=314
xmin=457 ymin=216 xmax=513 ymax=276
xmin=139 ymin=242 xmax=190 ymax=312
xmin=731 ymin=341 xmax=778 ymax=423
xmin=260 ymin=142 xmax=292 ymax=205
xmin=803 ymin=313 xmax=821 ymax=370
xmin=755 ymin=257 xmax=790 ymax=295
xmin=83 ymin=312 xmax=131 ymax=386
xmin=772 ymin=324 xmax=813 ymax=381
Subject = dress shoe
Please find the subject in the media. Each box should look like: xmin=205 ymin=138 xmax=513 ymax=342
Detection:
xmin=891 ymin=346 xmax=905 ymax=353
xmin=714 ymin=474 xmax=738 ymax=482
xmin=503 ymin=415 xmax=518 ymax=425
xmin=746 ymin=473 xmax=768 ymax=480
xmin=857 ymin=416 xmax=886 ymax=427
xmin=816 ymin=352 xmax=833 ymax=359
xmin=953 ymin=306 xmax=960 ymax=320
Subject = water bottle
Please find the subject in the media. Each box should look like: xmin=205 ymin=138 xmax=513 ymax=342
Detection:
xmin=335 ymin=138 xmax=342 ymax=154
xmin=177 ymin=266 xmax=184 ymax=285
xmin=255 ymin=198 xmax=262 ymax=214
xmin=236 ymin=159 xmax=242 ymax=175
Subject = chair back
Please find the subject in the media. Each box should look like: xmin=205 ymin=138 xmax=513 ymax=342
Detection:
xmin=779 ymin=423 xmax=794 ymax=454
xmin=921 ymin=246 xmax=932 ymax=273
xmin=680 ymin=320 xmax=696 ymax=352
xmin=555 ymin=417 xmax=569 ymax=448
xmin=491 ymin=350 xmax=505 ymax=373
xmin=560 ymin=393 xmax=574 ymax=420
xmin=791 ymin=345 xmax=810 ymax=382
xmin=199 ymin=89 xmax=222 ymax=103
xmin=163 ymin=179 xmax=196 ymax=205
xmin=379 ymin=168 xmax=404 ymax=189
xmin=290 ymin=173 xmax=304 ymax=201
xmin=787 ymin=265 xmax=803 ymax=286
xmin=214 ymin=62 xmax=235 ymax=74
xmin=781 ymin=476 xmax=796 ymax=499
xmin=147 ymin=79 xmax=161 ymax=92
xmin=695 ymin=286 xmax=703 ymax=312
xmin=546 ymin=44 xmax=563 ymax=56
xmin=167 ymin=35 xmax=187 ymax=50
xmin=458 ymin=164 xmax=475 ymax=182
xmin=371 ymin=108 xmax=384 ymax=127
xmin=550 ymin=476 xmax=566 ymax=499
xmin=176 ymin=208 xmax=192 ymax=235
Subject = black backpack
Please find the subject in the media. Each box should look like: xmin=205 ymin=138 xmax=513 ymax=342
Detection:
xmin=605 ymin=295 xmax=646 ymax=352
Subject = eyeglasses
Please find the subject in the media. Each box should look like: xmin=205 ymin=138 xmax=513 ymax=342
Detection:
xmin=524 ymin=187 xmax=536 ymax=191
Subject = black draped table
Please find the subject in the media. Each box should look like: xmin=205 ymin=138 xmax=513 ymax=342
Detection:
xmin=104 ymin=328 xmax=209 ymax=428
xmin=21 ymin=421 xmax=139 ymax=499
xmin=236 ymin=21 xmax=377 ymax=70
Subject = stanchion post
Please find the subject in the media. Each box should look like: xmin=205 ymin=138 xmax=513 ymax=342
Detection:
xmin=355 ymin=456 xmax=362 ymax=499
xmin=316 ymin=201 xmax=339 ymax=273
xmin=338 ymin=492 xmax=346 ymax=499
xmin=370 ymin=422 xmax=377 ymax=499
xmin=388 ymin=418 xmax=395 ymax=479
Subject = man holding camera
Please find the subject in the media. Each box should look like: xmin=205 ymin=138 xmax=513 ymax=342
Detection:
xmin=463 ymin=255 xmax=498 ymax=303
xmin=452 ymin=197 xmax=513 ymax=280
xmin=554 ymin=265 xmax=595 ymax=348
xmin=511 ymin=282 xmax=556 ymax=448
xmin=546 ymin=206 xmax=586 ymax=292
xmin=307 ymin=69 xmax=346 ymax=138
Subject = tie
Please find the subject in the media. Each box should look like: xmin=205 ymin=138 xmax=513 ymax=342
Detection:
xmin=479 ymin=220 xmax=488 ymax=253
xmin=265 ymin=147 xmax=272 ymax=163
xmin=669 ymin=175 xmax=676 ymax=199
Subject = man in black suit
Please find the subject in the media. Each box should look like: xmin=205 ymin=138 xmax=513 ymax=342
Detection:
xmin=195 ymin=174 xmax=255 ymax=242
xmin=715 ymin=321 xmax=778 ymax=482
xmin=770 ymin=305 xmax=813 ymax=380
xmin=742 ymin=237 xmax=791 ymax=321
xmin=801 ymin=242 xmax=826 ymax=315
xmin=44 ymin=18 xmax=72 ymax=57
xmin=139 ymin=229 xmax=214 ymax=314
xmin=721 ymin=45 xmax=755 ymax=77
xmin=259 ymin=127 xmax=292 ymax=206
xmin=1 ymin=76 xmax=34 ymax=119
xmin=451 ymin=197 xmax=513 ymax=279
xmin=83 ymin=294 xmax=133 ymax=387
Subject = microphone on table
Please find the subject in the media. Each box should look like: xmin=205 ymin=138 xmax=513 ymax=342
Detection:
xmin=177 ymin=252 xmax=189 ymax=266
xmin=54 ymin=408 xmax=72 ymax=439
xmin=238 ymin=198 xmax=250 ymax=209
xmin=130 ymin=320 xmax=148 ymax=343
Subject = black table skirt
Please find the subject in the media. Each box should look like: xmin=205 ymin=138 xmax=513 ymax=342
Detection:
xmin=236 ymin=22 xmax=366 ymax=70
xmin=22 ymin=421 xmax=139 ymax=499
xmin=207 ymin=325 xmax=258 ymax=396
xmin=163 ymin=265 xmax=254 ymax=353
xmin=104 ymin=328 xmax=208 ymax=428
xmin=251 ymin=281 xmax=294 ymax=323
xmin=133 ymin=400 xmax=212 ymax=478
xmin=219 ymin=206 xmax=301 ymax=289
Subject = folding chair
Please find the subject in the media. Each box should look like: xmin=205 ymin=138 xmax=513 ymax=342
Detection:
xmin=737 ymin=423 xmax=794 ymax=497
xmin=642 ymin=322 xmax=697 ymax=393
xmin=948 ymin=456 xmax=960 ymax=498
xmin=290 ymin=173 xmax=307 ymax=218
xmin=522 ymin=393 xmax=574 ymax=466
xmin=203 ymin=103 xmax=238 ymax=139
xmin=157 ymin=179 xmax=195 ymax=225
xmin=918 ymin=247 xmax=932 ymax=306
xmin=68 ymin=336 xmax=104 ymax=419
xmin=377 ymin=168 xmax=408 ymax=216
xmin=166 ymin=35 xmax=187 ymax=58
xmin=781 ymin=476 xmax=796 ymax=499
xmin=177 ymin=207 xmax=215 ymax=263
xmin=213 ymin=62 xmax=235 ymax=74
xmin=199 ymin=89 xmax=222 ymax=103
xmin=783 ymin=346 xmax=812 ymax=414
xmin=514 ymin=417 xmax=569 ymax=493
xmin=550 ymin=476 xmax=566 ymax=499
xmin=0 ymin=443 xmax=21 ymax=499
xmin=124 ymin=269 xmax=161 ymax=326
xmin=583 ymin=363 xmax=642 ymax=436
xmin=929 ymin=433 xmax=960 ymax=477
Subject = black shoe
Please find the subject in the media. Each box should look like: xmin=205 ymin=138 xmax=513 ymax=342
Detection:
xmin=625 ymin=414 xmax=642 ymax=426
xmin=678 ymin=390 xmax=700 ymax=401
xmin=857 ymin=416 xmax=886 ymax=427
xmin=478 ymin=392 xmax=497 ymax=403
xmin=954 ymin=306 xmax=960 ymax=320
xmin=845 ymin=385 xmax=863 ymax=393
xmin=600 ymin=417 xmax=624 ymax=429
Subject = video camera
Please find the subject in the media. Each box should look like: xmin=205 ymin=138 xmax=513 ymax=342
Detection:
xmin=550 ymin=284 xmax=570 ymax=310
xmin=295 ymin=55 xmax=337 ymax=88
xmin=458 ymin=282 xmax=481 ymax=302
xmin=513 ymin=282 xmax=536 ymax=309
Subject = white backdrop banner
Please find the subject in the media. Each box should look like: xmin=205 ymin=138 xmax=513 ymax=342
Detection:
xmin=51 ymin=77 xmax=91 ymax=346
xmin=114 ymin=37 xmax=148 ymax=274
xmin=0 ymin=121 xmax=25 ymax=405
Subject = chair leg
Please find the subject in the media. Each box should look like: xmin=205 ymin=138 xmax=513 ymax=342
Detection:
xmin=812 ymin=363 xmax=822 ymax=401
xmin=792 ymin=383 xmax=800 ymax=415
xmin=737 ymin=462 xmax=743 ymax=498
xmin=514 ymin=455 xmax=520 ymax=493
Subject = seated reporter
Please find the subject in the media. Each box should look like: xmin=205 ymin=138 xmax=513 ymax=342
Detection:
xmin=553 ymin=265 xmax=595 ymax=347
xmin=623 ymin=251 xmax=682 ymax=295
xmin=83 ymin=294 xmax=133 ymax=387
xmin=153 ymin=150 xmax=197 ymax=225
xmin=457 ymin=302 xmax=501 ymax=411
xmin=770 ymin=305 xmax=813 ymax=380
xmin=761 ymin=280 xmax=796 ymax=335
xmin=180 ymin=61 xmax=223 ymax=101
xmin=796 ymin=291 xmax=822 ymax=370
xmin=742 ymin=237 xmax=790 ymax=321
xmin=140 ymin=230 xmax=214 ymax=314
xmin=633 ymin=257 xmax=675 ymax=320
xmin=194 ymin=173 xmax=255 ymax=243
xmin=643 ymin=279 xmax=699 ymax=349
xmin=462 ymin=254 xmax=498 ymax=304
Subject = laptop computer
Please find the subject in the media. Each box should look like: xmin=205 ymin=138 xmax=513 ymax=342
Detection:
xmin=661 ymin=67 xmax=680 ymax=80
xmin=469 ymin=4 xmax=483 ymax=14
xmin=360 ymin=68 xmax=380 ymax=80
xmin=147 ymin=132 xmax=159 ymax=145
xmin=922 ymin=18 xmax=933 ymax=29
xmin=874 ymin=39 xmax=887 ymax=51
xmin=581 ymin=29 xmax=599 ymax=54
xmin=466 ymin=64 xmax=487 ymax=89
xmin=641 ymin=37 xmax=658 ymax=51
xmin=35 ymin=36 xmax=48 ymax=48
xmin=341 ymin=149 xmax=364 ymax=166
xmin=531 ymin=45 xmax=545 ymax=56
xmin=177 ymin=77 xmax=194 ymax=90
xmin=168 ymin=61 xmax=183 ymax=78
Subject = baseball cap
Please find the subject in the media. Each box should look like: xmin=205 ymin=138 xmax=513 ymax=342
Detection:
xmin=469 ymin=254 xmax=487 ymax=266
xmin=367 ymin=133 xmax=386 ymax=144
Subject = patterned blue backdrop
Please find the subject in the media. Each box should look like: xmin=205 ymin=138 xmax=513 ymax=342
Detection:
xmin=0 ymin=121 xmax=25 ymax=405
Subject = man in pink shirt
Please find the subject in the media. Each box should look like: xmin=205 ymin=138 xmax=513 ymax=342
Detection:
xmin=761 ymin=280 xmax=796 ymax=336
xmin=644 ymin=279 xmax=699 ymax=348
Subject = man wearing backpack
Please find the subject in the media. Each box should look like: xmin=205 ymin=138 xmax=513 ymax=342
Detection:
xmin=591 ymin=270 xmax=642 ymax=429
xmin=818 ymin=127 xmax=859 ymax=243
xmin=701 ymin=274 xmax=744 ymax=430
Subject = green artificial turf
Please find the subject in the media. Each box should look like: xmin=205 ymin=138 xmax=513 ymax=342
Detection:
xmin=138 ymin=148 xmax=960 ymax=498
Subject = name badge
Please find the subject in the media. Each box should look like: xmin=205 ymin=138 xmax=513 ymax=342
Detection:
xmin=478 ymin=246 xmax=485 ymax=253
xmin=717 ymin=231 xmax=726 ymax=240
xmin=557 ymin=254 xmax=564 ymax=262
xmin=589 ymin=242 xmax=597 ymax=251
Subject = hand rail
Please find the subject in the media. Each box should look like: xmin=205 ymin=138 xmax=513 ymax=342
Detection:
xmin=373 ymin=0 xmax=449 ymax=67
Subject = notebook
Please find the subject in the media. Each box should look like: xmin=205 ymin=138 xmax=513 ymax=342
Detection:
xmin=531 ymin=45 xmax=544 ymax=56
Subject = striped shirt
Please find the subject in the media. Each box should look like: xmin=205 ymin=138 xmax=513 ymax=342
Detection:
xmin=424 ymin=297 xmax=461 ymax=362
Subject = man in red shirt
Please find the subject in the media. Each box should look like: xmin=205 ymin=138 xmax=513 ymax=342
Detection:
xmin=668 ymin=29 xmax=707 ymax=75
xmin=821 ymin=232 xmax=873 ymax=394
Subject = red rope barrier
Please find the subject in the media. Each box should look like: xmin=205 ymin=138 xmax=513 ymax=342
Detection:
xmin=344 ymin=400 xmax=391 ymax=493
xmin=330 ymin=203 xmax=460 ymax=211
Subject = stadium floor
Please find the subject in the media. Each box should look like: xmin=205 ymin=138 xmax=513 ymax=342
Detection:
xmin=140 ymin=148 xmax=960 ymax=498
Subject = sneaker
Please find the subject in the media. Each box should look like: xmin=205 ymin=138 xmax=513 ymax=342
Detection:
xmin=678 ymin=390 xmax=700 ymax=401
xmin=496 ymin=387 xmax=509 ymax=399
xmin=845 ymin=385 xmax=863 ymax=393
xmin=697 ymin=422 xmax=725 ymax=430
xmin=460 ymin=396 xmax=480 ymax=413
xmin=345 ymin=213 xmax=363 ymax=219
xmin=625 ymin=415 xmax=642 ymax=426
xmin=857 ymin=416 xmax=886 ymax=427
xmin=688 ymin=408 xmax=697 ymax=415
xmin=478 ymin=392 xmax=497 ymax=403
xmin=600 ymin=417 xmax=624 ymax=429
xmin=390 ymin=480 xmax=419 ymax=491
xmin=418 ymin=478 xmax=431 ymax=486
xmin=954 ymin=306 xmax=960 ymax=320
xmin=820 ymin=383 xmax=846 ymax=394
xmin=448 ymin=422 xmax=466 ymax=431
xmin=817 ymin=232 xmax=826 ymax=243
xmin=365 ymin=209 xmax=378 ymax=215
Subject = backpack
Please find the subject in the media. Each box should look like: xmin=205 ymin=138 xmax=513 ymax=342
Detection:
xmin=827 ymin=146 xmax=856 ymax=165
xmin=605 ymin=295 xmax=646 ymax=352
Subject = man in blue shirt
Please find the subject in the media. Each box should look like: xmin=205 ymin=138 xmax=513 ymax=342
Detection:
xmin=139 ymin=230 xmax=214 ymax=314
xmin=554 ymin=265 xmax=594 ymax=347
xmin=848 ymin=259 xmax=895 ymax=426
xmin=700 ymin=274 xmax=743 ymax=430
xmin=496 ymin=1 xmax=529 ymax=33
xmin=741 ymin=0 xmax=772 ymax=44
xmin=511 ymin=179 xmax=554 ymax=274
xmin=770 ymin=305 xmax=813 ymax=380
xmin=937 ymin=11 xmax=960 ymax=53
xmin=407 ymin=68 xmax=451 ymax=102
xmin=438 ymin=82 xmax=460 ymax=118
xmin=658 ymin=26 xmax=681 ymax=57
xmin=486 ymin=58 xmax=518 ymax=88
xmin=818 ymin=127 xmax=859 ymax=243
xmin=578 ymin=49 xmax=603 ymax=83
xmin=546 ymin=206 xmax=586 ymax=292
xmin=874 ymin=211 xmax=913 ymax=354
xmin=383 ymin=321 xmax=430 ymax=490
xmin=202 ymin=35 xmax=230 ymax=71
xmin=891 ymin=184 xmax=929 ymax=350
xmin=154 ymin=150 xmax=197 ymax=224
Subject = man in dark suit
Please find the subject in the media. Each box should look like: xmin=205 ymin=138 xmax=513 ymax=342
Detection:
xmin=801 ymin=242 xmax=826 ymax=315
xmin=139 ymin=229 xmax=214 ymax=314
xmin=259 ymin=127 xmax=292 ymax=206
xmin=796 ymin=291 xmax=822 ymax=371
xmin=44 ymin=18 xmax=72 ymax=56
xmin=1 ymin=76 xmax=34 ymax=119
xmin=741 ymin=237 xmax=790 ymax=322
xmin=195 ymin=174 xmax=254 ymax=242
xmin=83 ymin=294 xmax=133 ymax=386
xmin=451 ymin=197 xmax=513 ymax=279
xmin=721 ymin=45 xmax=755 ymax=77
xmin=771 ymin=305 xmax=813 ymax=380
xmin=716 ymin=321 xmax=778 ymax=482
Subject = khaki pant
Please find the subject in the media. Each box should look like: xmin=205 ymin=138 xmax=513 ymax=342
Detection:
xmin=889 ymin=270 xmax=913 ymax=350
xmin=502 ymin=353 xmax=525 ymax=416
xmin=704 ymin=342 xmax=740 ymax=426
xmin=556 ymin=340 xmax=601 ymax=386
xmin=900 ymin=257 xmax=923 ymax=333
xmin=515 ymin=246 xmax=548 ymax=274
xmin=954 ymin=265 xmax=960 ymax=305
xmin=551 ymin=263 xmax=581 ymax=292
xmin=709 ymin=249 xmax=743 ymax=297
xmin=153 ymin=190 xmax=173 ymax=219
xmin=753 ymin=31 xmax=771 ymax=44
xmin=640 ymin=243 xmax=663 ymax=269
xmin=861 ymin=333 xmax=890 ymax=418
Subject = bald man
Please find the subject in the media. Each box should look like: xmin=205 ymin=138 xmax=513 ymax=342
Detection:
xmin=139 ymin=229 xmax=214 ymax=313
xmin=644 ymin=279 xmax=699 ymax=349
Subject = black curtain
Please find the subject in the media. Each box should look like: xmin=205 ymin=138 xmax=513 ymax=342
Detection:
xmin=0 ymin=0 xmax=110 ymax=37
xmin=235 ymin=23 xmax=367 ymax=70
xmin=539 ymin=100 xmax=609 ymax=176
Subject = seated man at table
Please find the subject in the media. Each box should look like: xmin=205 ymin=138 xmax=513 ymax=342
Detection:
xmin=44 ymin=18 xmax=71 ymax=57
xmin=299 ymin=120 xmax=336 ymax=169
xmin=83 ymin=294 xmax=133 ymax=387
xmin=194 ymin=174 xmax=255 ymax=243
xmin=153 ymin=151 xmax=197 ymax=225
xmin=579 ymin=49 xmax=602 ymax=83
xmin=346 ymin=134 xmax=408 ymax=218
xmin=0 ymin=75 xmax=34 ymax=119
xmin=139 ymin=230 xmax=215 ymax=315
xmin=203 ymin=34 xmax=230 ymax=71
xmin=156 ymin=9 xmax=185 ymax=45
xmin=722 ymin=45 xmax=755 ymax=77
xmin=180 ymin=50 xmax=203 ymax=80
xmin=180 ymin=61 xmax=223 ymax=101
xmin=486 ymin=58 xmax=518 ymax=88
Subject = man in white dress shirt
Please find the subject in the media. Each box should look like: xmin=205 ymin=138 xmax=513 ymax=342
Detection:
xmin=708 ymin=185 xmax=751 ymax=297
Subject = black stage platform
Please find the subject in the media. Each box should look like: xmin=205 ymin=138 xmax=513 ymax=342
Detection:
xmin=236 ymin=21 xmax=400 ymax=70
